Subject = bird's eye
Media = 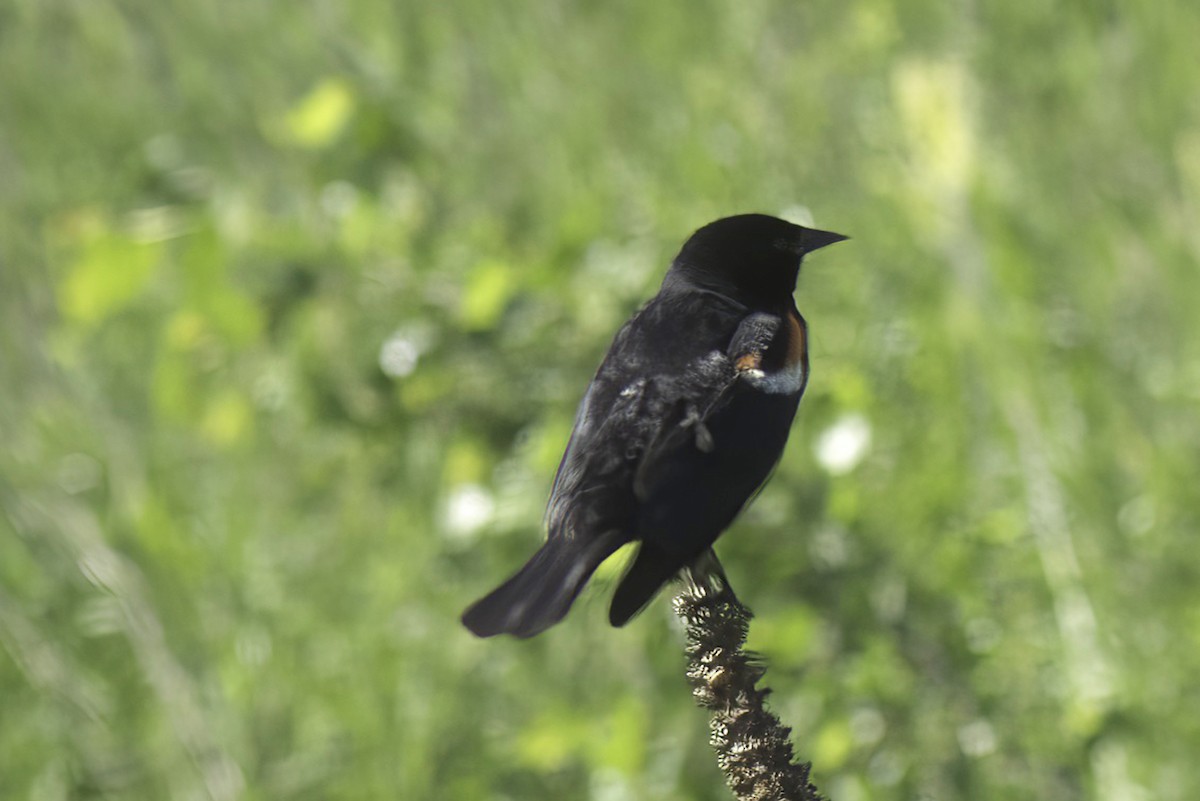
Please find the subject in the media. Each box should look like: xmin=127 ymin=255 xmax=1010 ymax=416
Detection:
xmin=773 ymin=237 xmax=802 ymax=254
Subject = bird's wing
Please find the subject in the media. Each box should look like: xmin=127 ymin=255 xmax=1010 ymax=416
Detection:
xmin=545 ymin=294 xmax=751 ymax=541
xmin=630 ymin=311 xmax=781 ymax=486
xmin=630 ymin=310 xmax=800 ymax=556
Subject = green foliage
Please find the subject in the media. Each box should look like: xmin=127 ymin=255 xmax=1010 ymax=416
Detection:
xmin=2 ymin=1 xmax=1198 ymax=799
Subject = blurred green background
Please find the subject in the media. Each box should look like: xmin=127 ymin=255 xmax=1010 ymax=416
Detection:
xmin=2 ymin=1 xmax=1198 ymax=799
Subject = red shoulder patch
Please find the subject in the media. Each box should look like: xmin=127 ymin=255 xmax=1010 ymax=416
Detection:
xmin=785 ymin=311 xmax=807 ymax=368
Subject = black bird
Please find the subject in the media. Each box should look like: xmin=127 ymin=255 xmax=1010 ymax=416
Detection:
xmin=462 ymin=214 xmax=847 ymax=638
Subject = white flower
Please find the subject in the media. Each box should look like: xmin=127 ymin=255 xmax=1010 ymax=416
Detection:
xmin=815 ymin=413 xmax=871 ymax=475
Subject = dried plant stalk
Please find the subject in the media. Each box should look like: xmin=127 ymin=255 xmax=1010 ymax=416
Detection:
xmin=672 ymin=574 xmax=825 ymax=801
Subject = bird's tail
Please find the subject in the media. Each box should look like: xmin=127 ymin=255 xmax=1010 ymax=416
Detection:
xmin=462 ymin=531 xmax=625 ymax=638
xmin=609 ymin=546 xmax=729 ymax=627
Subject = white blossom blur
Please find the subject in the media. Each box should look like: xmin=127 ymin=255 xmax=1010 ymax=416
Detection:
xmin=815 ymin=413 xmax=872 ymax=475
xmin=442 ymin=484 xmax=495 ymax=543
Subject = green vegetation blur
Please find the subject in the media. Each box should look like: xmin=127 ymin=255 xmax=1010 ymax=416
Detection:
xmin=2 ymin=1 xmax=1198 ymax=799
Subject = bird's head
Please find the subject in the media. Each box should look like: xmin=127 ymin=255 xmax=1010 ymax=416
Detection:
xmin=668 ymin=214 xmax=847 ymax=305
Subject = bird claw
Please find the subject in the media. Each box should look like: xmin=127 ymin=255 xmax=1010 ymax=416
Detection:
xmin=681 ymin=406 xmax=715 ymax=453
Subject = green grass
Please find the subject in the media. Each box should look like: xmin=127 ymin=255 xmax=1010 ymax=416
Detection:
xmin=2 ymin=1 xmax=1198 ymax=799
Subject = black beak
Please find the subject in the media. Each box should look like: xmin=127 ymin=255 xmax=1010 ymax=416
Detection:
xmin=802 ymin=227 xmax=849 ymax=253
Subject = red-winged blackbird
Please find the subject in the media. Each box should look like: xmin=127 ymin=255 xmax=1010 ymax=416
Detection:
xmin=462 ymin=214 xmax=847 ymax=638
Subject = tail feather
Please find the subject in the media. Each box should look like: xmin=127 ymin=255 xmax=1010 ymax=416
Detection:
xmin=462 ymin=532 xmax=624 ymax=638
xmin=609 ymin=546 xmax=727 ymax=627
xmin=608 ymin=543 xmax=685 ymax=627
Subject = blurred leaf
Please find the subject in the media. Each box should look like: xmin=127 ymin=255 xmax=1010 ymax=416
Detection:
xmin=278 ymin=77 xmax=356 ymax=149
xmin=201 ymin=388 xmax=253 ymax=446
xmin=813 ymin=718 xmax=853 ymax=771
xmin=460 ymin=259 xmax=517 ymax=331
xmin=517 ymin=707 xmax=590 ymax=772
xmin=59 ymin=224 xmax=161 ymax=325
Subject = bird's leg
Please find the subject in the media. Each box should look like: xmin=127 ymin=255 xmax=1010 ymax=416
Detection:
xmin=679 ymin=403 xmax=715 ymax=453
xmin=683 ymin=548 xmax=739 ymax=604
